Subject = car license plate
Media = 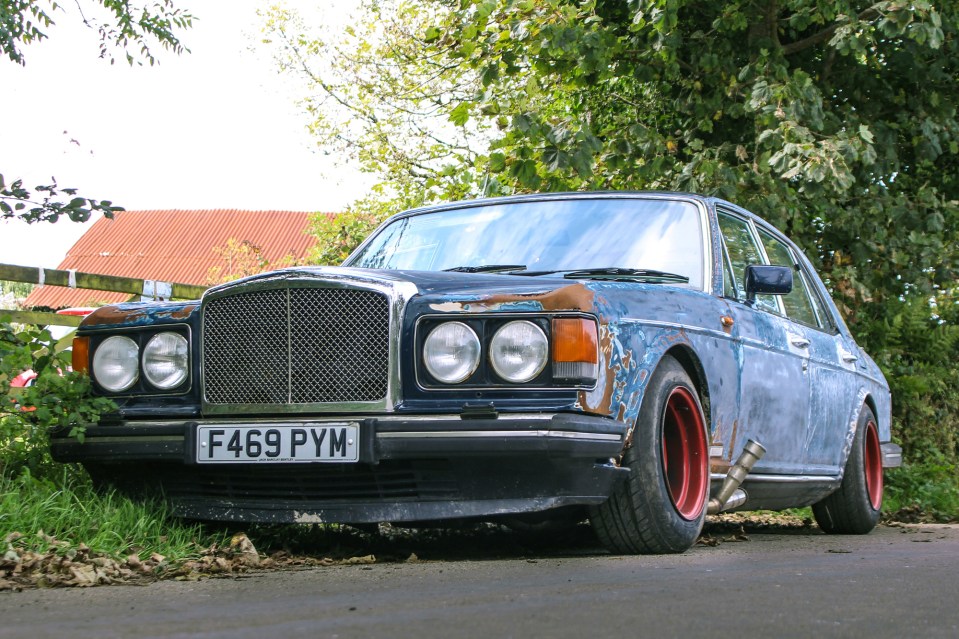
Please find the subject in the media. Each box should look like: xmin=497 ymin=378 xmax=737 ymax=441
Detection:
xmin=196 ymin=424 xmax=359 ymax=463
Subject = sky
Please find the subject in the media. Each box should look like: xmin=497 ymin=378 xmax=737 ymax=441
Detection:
xmin=0 ymin=0 xmax=370 ymax=269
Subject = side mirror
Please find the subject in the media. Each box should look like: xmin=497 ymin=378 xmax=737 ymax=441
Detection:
xmin=744 ymin=265 xmax=793 ymax=303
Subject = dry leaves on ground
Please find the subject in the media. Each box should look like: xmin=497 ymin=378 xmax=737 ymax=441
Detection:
xmin=1 ymin=531 xmax=381 ymax=591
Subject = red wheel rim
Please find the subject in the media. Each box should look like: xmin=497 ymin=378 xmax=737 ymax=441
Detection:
xmin=661 ymin=387 xmax=709 ymax=521
xmin=864 ymin=420 xmax=883 ymax=511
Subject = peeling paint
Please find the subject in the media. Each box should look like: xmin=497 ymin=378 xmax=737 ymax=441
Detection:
xmin=428 ymin=282 xmax=595 ymax=314
xmin=293 ymin=511 xmax=325 ymax=524
xmin=83 ymin=302 xmax=198 ymax=327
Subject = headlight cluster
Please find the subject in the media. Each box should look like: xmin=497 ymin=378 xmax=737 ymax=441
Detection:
xmin=421 ymin=316 xmax=598 ymax=387
xmin=89 ymin=331 xmax=189 ymax=393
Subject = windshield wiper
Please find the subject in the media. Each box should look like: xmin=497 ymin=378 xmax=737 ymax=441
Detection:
xmin=513 ymin=267 xmax=689 ymax=283
xmin=443 ymin=264 xmax=528 ymax=273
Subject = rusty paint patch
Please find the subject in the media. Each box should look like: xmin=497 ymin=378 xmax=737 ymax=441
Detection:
xmin=83 ymin=306 xmax=149 ymax=327
xmin=728 ymin=419 xmax=740 ymax=461
xmin=483 ymin=282 xmax=595 ymax=312
xmin=167 ymin=304 xmax=198 ymax=320
xmin=428 ymin=283 xmax=593 ymax=314
xmin=83 ymin=302 xmax=198 ymax=327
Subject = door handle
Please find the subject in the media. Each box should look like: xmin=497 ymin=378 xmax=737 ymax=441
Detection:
xmin=790 ymin=338 xmax=810 ymax=349
xmin=842 ymin=353 xmax=859 ymax=363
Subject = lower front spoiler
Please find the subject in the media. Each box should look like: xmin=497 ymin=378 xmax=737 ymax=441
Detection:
xmin=53 ymin=412 xmax=629 ymax=525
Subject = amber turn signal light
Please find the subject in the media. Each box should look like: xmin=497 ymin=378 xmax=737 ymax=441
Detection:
xmin=72 ymin=336 xmax=90 ymax=374
xmin=551 ymin=317 xmax=598 ymax=384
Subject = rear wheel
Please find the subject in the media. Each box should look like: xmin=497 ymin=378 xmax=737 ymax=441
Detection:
xmin=590 ymin=355 xmax=709 ymax=554
xmin=813 ymin=406 xmax=883 ymax=534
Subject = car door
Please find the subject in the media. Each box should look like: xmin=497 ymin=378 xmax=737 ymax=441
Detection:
xmin=717 ymin=210 xmax=809 ymax=475
xmin=754 ymin=227 xmax=860 ymax=475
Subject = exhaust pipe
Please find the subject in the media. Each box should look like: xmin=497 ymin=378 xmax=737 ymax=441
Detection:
xmin=707 ymin=439 xmax=766 ymax=515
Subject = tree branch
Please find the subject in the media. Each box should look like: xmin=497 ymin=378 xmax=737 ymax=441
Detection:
xmin=781 ymin=3 xmax=885 ymax=56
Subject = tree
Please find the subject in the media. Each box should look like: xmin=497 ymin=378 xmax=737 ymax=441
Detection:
xmin=267 ymin=0 xmax=958 ymax=315
xmin=1 ymin=0 xmax=193 ymax=224
xmin=206 ymin=238 xmax=303 ymax=284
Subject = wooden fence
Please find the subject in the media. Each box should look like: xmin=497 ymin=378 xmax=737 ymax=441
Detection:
xmin=0 ymin=262 xmax=208 ymax=330
xmin=2 ymin=263 xmax=209 ymax=400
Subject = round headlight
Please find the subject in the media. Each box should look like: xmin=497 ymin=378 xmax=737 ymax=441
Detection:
xmin=143 ymin=332 xmax=189 ymax=390
xmin=490 ymin=320 xmax=548 ymax=383
xmin=92 ymin=335 xmax=139 ymax=392
xmin=423 ymin=322 xmax=481 ymax=384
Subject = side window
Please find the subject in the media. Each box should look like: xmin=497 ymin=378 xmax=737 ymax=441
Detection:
xmin=806 ymin=278 xmax=836 ymax=332
xmin=717 ymin=212 xmax=779 ymax=313
xmin=757 ymin=229 xmax=821 ymax=328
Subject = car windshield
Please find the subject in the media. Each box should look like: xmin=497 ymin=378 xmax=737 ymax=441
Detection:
xmin=347 ymin=198 xmax=706 ymax=288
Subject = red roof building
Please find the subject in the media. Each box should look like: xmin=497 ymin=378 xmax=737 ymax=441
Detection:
xmin=25 ymin=209 xmax=324 ymax=309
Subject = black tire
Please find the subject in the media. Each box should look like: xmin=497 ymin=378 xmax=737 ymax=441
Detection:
xmin=813 ymin=406 xmax=883 ymax=534
xmin=589 ymin=355 xmax=709 ymax=554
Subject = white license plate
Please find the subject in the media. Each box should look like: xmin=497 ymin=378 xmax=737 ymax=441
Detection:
xmin=196 ymin=424 xmax=360 ymax=463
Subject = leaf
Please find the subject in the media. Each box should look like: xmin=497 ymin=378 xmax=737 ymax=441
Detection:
xmin=512 ymin=159 xmax=541 ymax=188
xmin=448 ymin=102 xmax=470 ymax=126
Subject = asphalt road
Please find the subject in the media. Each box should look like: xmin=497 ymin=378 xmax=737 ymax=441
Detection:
xmin=2 ymin=523 xmax=957 ymax=639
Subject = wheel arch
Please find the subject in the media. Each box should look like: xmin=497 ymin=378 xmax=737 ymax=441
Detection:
xmin=863 ymin=394 xmax=880 ymax=431
xmin=837 ymin=389 xmax=879 ymax=479
xmin=662 ymin=345 xmax=711 ymax=434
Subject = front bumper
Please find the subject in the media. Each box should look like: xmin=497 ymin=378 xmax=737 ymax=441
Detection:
xmin=52 ymin=412 xmax=629 ymax=524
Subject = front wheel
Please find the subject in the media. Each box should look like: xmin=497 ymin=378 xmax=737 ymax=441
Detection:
xmin=812 ymin=406 xmax=883 ymax=534
xmin=590 ymin=355 xmax=709 ymax=554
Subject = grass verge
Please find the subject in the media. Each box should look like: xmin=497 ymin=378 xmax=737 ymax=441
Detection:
xmin=883 ymin=461 xmax=959 ymax=522
xmin=1 ymin=467 xmax=230 ymax=588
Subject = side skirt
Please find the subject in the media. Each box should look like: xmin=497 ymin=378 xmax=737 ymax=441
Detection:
xmin=710 ymin=473 xmax=841 ymax=512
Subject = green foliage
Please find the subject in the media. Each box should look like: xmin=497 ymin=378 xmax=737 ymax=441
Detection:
xmin=305 ymin=182 xmax=434 ymax=265
xmin=0 ymin=468 xmax=224 ymax=563
xmin=307 ymin=209 xmax=382 ymax=266
xmin=852 ymin=292 xmax=959 ymax=519
xmin=0 ymin=280 xmax=34 ymax=300
xmin=1 ymin=317 xmax=115 ymax=477
xmin=1 ymin=0 xmax=193 ymax=66
xmin=0 ymin=172 xmax=124 ymax=224
xmin=270 ymin=0 xmax=959 ymax=312
xmin=858 ymin=294 xmax=959 ymax=464
xmin=884 ymin=459 xmax=959 ymax=522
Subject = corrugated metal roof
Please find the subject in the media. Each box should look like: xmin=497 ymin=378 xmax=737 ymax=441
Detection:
xmin=25 ymin=209 xmax=330 ymax=309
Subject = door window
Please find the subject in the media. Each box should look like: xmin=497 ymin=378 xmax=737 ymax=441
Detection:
xmin=717 ymin=212 xmax=779 ymax=313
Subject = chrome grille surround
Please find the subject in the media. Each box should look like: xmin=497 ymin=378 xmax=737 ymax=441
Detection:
xmin=200 ymin=269 xmax=417 ymax=415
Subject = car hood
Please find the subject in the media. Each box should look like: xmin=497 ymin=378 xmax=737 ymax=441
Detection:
xmin=205 ymin=266 xmax=602 ymax=313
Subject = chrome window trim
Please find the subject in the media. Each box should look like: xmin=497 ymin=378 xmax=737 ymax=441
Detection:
xmin=200 ymin=269 xmax=418 ymax=415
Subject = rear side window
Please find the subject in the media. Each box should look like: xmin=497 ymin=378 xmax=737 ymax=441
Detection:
xmin=757 ymin=229 xmax=821 ymax=328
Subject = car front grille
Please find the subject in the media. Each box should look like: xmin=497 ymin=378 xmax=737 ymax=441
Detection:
xmin=203 ymin=286 xmax=391 ymax=405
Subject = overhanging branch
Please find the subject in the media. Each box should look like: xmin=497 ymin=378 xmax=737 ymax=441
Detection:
xmin=781 ymin=3 xmax=885 ymax=56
